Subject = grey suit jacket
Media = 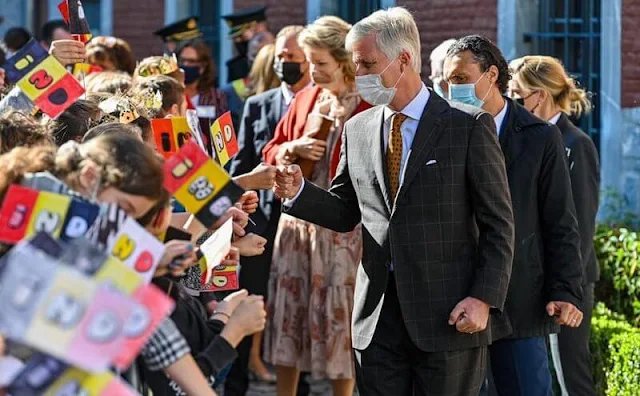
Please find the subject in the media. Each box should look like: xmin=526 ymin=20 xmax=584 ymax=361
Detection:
xmin=286 ymin=91 xmax=515 ymax=352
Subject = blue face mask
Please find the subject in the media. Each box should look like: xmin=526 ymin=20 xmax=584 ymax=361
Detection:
xmin=448 ymin=72 xmax=492 ymax=108
xmin=433 ymin=80 xmax=446 ymax=99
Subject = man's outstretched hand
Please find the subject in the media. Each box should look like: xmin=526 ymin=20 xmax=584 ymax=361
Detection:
xmin=274 ymin=164 xmax=303 ymax=200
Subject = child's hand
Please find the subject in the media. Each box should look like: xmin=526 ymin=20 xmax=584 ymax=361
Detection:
xmin=220 ymin=247 xmax=240 ymax=267
xmin=211 ymin=207 xmax=248 ymax=237
xmin=155 ymin=240 xmax=197 ymax=277
xmin=49 ymin=40 xmax=85 ymax=65
xmin=232 ymin=233 xmax=267 ymax=257
xmin=237 ymin=190 xmax=259 ymax=214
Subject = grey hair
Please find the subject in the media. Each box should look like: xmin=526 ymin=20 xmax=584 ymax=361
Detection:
xmin=345 ymin=7 xmax=422 ymax=72
xmin=429 ymin=38 xmax=456 ymax=78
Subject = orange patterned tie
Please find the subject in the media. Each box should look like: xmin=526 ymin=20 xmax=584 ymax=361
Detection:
xmin=387 ymin=113 xmax=408 ymax=200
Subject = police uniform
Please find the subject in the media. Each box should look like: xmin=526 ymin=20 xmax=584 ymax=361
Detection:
xmin=153 ymin=17 xmax=202 ymax=54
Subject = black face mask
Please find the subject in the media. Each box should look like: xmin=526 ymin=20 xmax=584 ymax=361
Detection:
xmin=235 ymin=41 xmax=249 ymax=57
xmin=180 ymin=64 xmax=201 ymax=85
xmin=274 ymin=60 xmax=304 ymax=85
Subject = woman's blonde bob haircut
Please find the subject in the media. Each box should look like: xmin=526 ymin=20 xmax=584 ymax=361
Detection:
xmin=298 ymin=16 xmax=355 ymax=83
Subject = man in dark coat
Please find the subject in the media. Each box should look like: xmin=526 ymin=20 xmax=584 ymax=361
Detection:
xmin=444 ymin=35 xmax=584 ymax=395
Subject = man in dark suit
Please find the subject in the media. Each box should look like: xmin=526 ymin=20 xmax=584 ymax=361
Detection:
xmin=444 ymin=35 xmax=585 ymax=396
xmin=226 ymin=25 xmax=311 ymax=396
xmin=274 ymin=8 xmax=515 ymax=396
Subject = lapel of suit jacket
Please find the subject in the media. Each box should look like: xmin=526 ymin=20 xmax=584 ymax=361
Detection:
xmin=499 ymin=98 xmax=529 ymax=172
xmin=396 ymin=94 xmax=448 ymax=203
xmin=370 ymin=106 xmax=392 ymax=213
xmin=271 ymin=87 xmax=284 ymax=124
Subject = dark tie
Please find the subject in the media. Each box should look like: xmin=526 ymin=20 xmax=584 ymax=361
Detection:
xmin=387 ymin=113 xmax=408 ymax=201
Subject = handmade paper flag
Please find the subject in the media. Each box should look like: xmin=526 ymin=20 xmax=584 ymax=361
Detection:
xmin=152 ymin=117 xmax=193 ymax=158
xmin=2 ymin=39 xmax=48 ymax=83
xmin=0 ymin=242 xmax=137 ymax=372
xmin=9 ymin=353 xmax=137 ymax=396
xmin=59 ymin=0 xmax=92 ymax=43
xmin=85 ymin=204 xmax=166 ymax=283
xmin=2 ymin=38 xmax=84 ymax=118
xmin=72 ymin=63 xmax=103 ymax=78
xmin=0 ymin=184 xmax=100 ymax=244
xmin=163 ymin=140 xmax=244 ymax=227
xmin=34 ymin=234 xmax=175 ymax=370
xmin=210 ymin=111 xmax=238 ymax=166
xmin=198 ymin=218 xmax=233 ymax=284
xmin=205 ymin=264 xmax=240 ymax=292
xmin=186 ymin=108 xmax=208 ymax=152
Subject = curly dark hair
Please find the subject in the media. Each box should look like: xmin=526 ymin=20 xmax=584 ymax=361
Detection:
xmin=0 ymin=111 xmax=53 ymax=154
xmin=447 ymin=35 xmax=511 ymax=94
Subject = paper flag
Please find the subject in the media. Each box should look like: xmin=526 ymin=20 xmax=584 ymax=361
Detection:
xmin=72 ymin=63 xmax=103 ymax=78
xmin=34 ymin=234 xmax=175 ymax=371
xmin=2 ymin=38 xmax=84 ymax=118
xmin=204 ymin=264 xmax=240 ymax=292
xmin=59 ymin=0 xmax=93 ymax=43
xmin=0 ymin=184 xmax=100 ymax=244
xmin=163 ymin=140 xmax=244 ymax=228
xmin=181 ymin=255 xmax=239 ymax=293
xmin=210 ymin=111 xmax=238 ymax=166
xmin=198 ymin=218 xmax=233 ymax=284
xmin=152 ymin=117 xmax=193 ymax=159
xmin=186 ymin=109 xmax=208 ymax=152
xmin=9 ymin=353 xmax=137 ymax=396
xmin=85 ymin=204 xmax=166 ymax=284
xmin=2 ymin=39 xmax=48 ymax=83
xmin=0 ymin=242 xmax=137 ymax=372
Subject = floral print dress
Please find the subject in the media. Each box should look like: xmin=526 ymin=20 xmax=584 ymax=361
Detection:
xmin=264 ymin=89 xmax=363 ymax=380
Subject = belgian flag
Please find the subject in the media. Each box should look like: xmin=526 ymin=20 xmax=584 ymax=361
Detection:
xmin=58 ymin=0 xmax=93 ymax=43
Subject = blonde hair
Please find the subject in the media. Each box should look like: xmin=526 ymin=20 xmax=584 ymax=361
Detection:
xmin=346 ymin=7 xmax=422 ymax=72
xmin=248 ymin=43 xmax=280 ymax=95
xmin=510 ymin=55 xmax=591 ymax=117
xmin=299 ymin=16 xmax=355 ymax=83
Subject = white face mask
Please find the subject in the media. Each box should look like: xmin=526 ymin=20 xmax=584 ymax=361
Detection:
xmin=355 ymin=59 xmax=404 ymax=106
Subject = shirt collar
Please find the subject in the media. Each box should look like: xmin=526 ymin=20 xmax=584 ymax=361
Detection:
xmin=281 ymin=83 xmax=295 ymax=105
xmin=384 ymin=83 xmax=430 ymax=122
xmin=493 ymin=99 xmax=509 ymax=132
xmin=549 ymin=112 xmax=562 ymax=125
xmin=281 ymin=82 xmax=312 ymax=105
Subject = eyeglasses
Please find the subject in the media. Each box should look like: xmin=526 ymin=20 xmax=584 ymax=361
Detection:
xmin=180 ymin=57 xmax=201 ymax=66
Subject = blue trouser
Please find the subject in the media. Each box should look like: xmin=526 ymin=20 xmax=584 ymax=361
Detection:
xmin=489 ymin=337 xmax=552 ymax=396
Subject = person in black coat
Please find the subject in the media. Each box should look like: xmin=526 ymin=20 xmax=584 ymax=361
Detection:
xmin=226 ymin=25 xmax=311 ymax=396
xmin=445 ymin=36 xmax=584 ymax=396
xmin=510 ymin=55 xmax=599 ymax=396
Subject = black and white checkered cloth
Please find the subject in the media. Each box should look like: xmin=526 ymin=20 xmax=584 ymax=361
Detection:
xmin=140 ymin=318 xmax=190 ymax=371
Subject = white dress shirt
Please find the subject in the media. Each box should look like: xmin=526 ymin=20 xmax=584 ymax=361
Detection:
xmin=281 ymin=83 xmax=296 ymax=116
xmin=493 ymin=99 xmax=509 ymax=135
xmin=382 ymin=83 xmax=430 ymax=186
xmin=284 ymin=84 xmax=430 ymax=206
xmin=549 ymin=112 xmax=562 ymax=125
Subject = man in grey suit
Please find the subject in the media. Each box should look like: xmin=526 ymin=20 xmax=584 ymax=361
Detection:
xmin=273 ymin=7 xmax=515 ymax=396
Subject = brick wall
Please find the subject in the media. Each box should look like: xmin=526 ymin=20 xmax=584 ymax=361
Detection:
xmin=622 ymin=0 xmax=640 ymax=108
xmin=397 ymin=0 xmax=498 ymax=77
xmin=234 ymin=0 xmax=307 ymax=36
xmin=112 ymin=0 xmax=166 ymax=61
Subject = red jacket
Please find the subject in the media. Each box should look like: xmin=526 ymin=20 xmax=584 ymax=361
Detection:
xmin=263 ymin=86 xmax=371 ymax=178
